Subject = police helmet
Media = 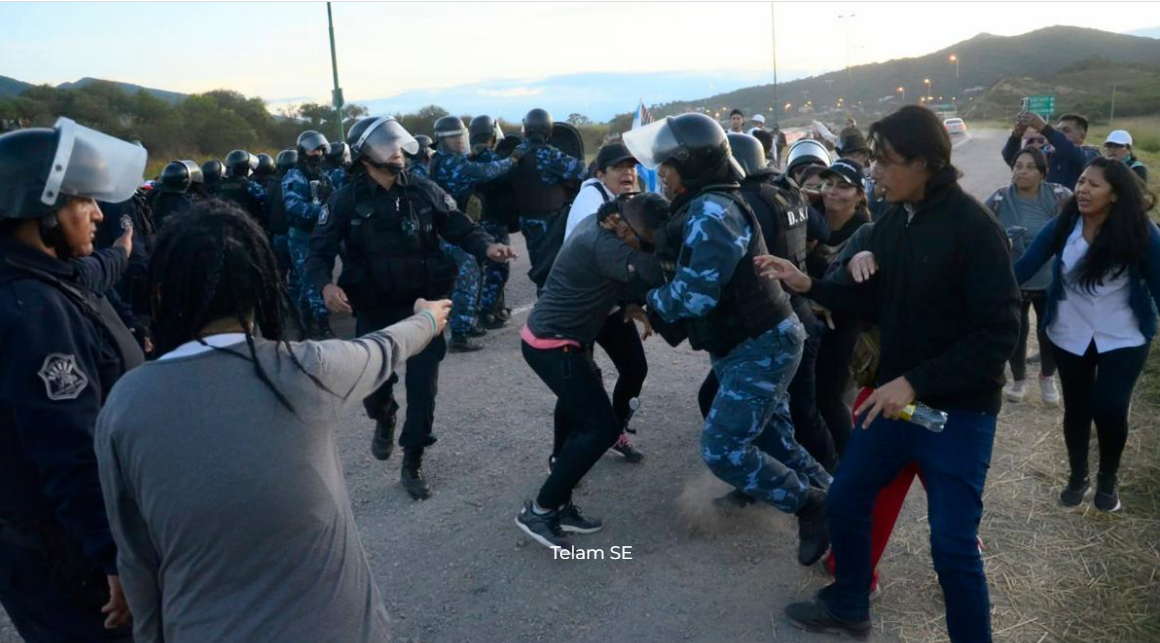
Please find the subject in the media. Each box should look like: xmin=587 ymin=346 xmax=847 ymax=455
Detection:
xmin=727 ymin=133 xmax=773 ymax=179
xmin=785 ymin=139 xmax=832 ymax=178
xmin=275 ymin=149 xmax=298 ymax=174
xmin=201 ymin=159 xmax=226 ymax=184
xmin=296 ymin=130 xmax=330 ymax=157
xmin=326 ymin=142 xmax=351 ymax=168
xmin=522 ymin=108 xmax=553 ymax=143
xmin=0 ymin=117 xmax=146 ymax=221
xmin=433 ymin=116 xmax=467 ymax=142
xmin=623 ymin=112 xmax=742 ymax=189
xmin=180 ymin=160 xmax=204 ymax=185
xmin=407 ymin=135 xmax=434 ymax=162
xmin=225 ymin=149 xmax=257 ymax=177
xmin=159 ymin=161 xmax=194 ymax=193
xmin=469 ymin=115 xmax=498 ymax=146
xmin=347 ymin=116 xmax=419 ymax=166
xmin=254 ymin=153 xmax=276 ymax=178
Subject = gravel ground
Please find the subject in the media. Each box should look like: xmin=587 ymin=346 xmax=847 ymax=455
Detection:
xmin=4 ymin=129 xmax=1066 ymax=643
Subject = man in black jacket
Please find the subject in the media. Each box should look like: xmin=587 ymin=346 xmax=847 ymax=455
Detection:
xmin=766 ymin=106 xmax=1020 ymax=642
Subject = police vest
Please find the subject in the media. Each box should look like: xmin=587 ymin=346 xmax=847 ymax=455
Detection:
xmin=662 ymin=188 xmax=793 ymax=356
xmin=511 ymin=144 xmax=570 ymax=219
xmin=740 ymin=179 xmax=809 ymax=270
xmin=218 ymin=177 xmax=258 ymax=216
xmin=335 ymin=176 xmax=459 ymax=309
xmin=266 ymin=175 xmax=289 ymax=235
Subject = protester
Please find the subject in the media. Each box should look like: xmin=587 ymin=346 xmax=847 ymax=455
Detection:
xmin=984 ymin=146 xmax=1070 ymax=405
xmin=1102 ymin=129 xmax=1148 ymax=183
xmin=1022 ymin=112 xmax=1099 ymax=190
xmin=95 ymin=202 xmax=451 ymax=641
xmin=765 ymin=105 xmax=1020 ymax=641
xmin=515 ymin=193 xmax=667 ymax=548
xmin=727 ymin=108 xmax=745 ymax=134
xmin=748 ymin=113 xmax=766 ymax=135
xmin=1013 ymin=157 xmax=1160 ymax=512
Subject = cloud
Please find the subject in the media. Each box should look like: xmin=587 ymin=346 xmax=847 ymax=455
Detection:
xmin=476 ymin=86 xmax=546 ymax=98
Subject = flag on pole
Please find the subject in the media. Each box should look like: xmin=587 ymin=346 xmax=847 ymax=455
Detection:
xmin=632 ymin=99 xmax=661 ymax=193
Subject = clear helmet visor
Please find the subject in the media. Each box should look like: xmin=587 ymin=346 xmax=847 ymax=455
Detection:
xmin=621 ymin=117 xmax=681 ymax=170
xmin=41 ymin=117 xmax=146 ymax=205
xmin=357 ymin=118 xmax=420 ymax=164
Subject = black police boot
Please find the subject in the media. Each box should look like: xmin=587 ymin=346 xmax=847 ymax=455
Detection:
xmin=497 ymin=307 xmax=512 ymax=322
xmin=370 ymin=401 xmax=399 ymax=461
xmin=467 ymin=325 xmax=488 ymax=338
xmin=795 ymin=487 xmax=830 ymax=566
xmin=401 ymin=448 xmax=432 ymax=500
xmin=713 ymin=488 xmax=758 ymax=511
xmin=449 ymin=334 xmax=484 ymax=353
xmin=481 ymin=312 xmax=508 ymax=330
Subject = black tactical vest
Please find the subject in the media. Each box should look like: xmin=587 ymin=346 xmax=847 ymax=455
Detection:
xmin=740 ymin=179 xmax=809 ymax=270
xmin=663 ymin=189 xmax=793 ymax=356
xmin=336 ymin=176 xmax=458 ymax=308
xmin=511 ymin=144 xmax=570 ymax=219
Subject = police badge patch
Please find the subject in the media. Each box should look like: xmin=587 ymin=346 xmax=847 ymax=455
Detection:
xmin=318 ymin=205 xmax=329 ymax=226
xmin=37 ymin=354 xmax=89 ymax=401
xmin=120 ymin=214 xmax=133 ymax=231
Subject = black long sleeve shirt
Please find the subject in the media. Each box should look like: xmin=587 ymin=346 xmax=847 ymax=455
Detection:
xmin=807 ymin=180 xmax=1021 ymax=414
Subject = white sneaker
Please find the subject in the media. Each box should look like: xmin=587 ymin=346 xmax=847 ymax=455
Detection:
xmin=1039 ymin=375 xmax=1060 ymax=406
xmin=1004 ymin=379 xmax=1026 ymax=402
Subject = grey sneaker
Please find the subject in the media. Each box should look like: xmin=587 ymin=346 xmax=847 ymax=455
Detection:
xmin=1004 ymin=379 xmax=1026 ymax=402
xmin=1039 ymin=375 xmax=1060 ymax=406
xmin=558 ymin=502 xmax=603 ymax=534
xmin=516 ymin=501 xmax=570 ymax=550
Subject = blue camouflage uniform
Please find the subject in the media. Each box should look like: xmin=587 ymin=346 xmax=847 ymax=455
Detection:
xmin=407 ymin=159 xmax=429 ymax=181
xmin=328 ymin=166 xmax=348 ymax=191
xmin=282 ymin=166 xmax=331 ymax=324
xmin=429 ymin=148 xmax=514 ymax=335
xmin=647 ymin=193 xmax=829 ymax=512
xmin=473 ymin=148 xmax=513 ymax=316
xmin=519 ymin=145 xmax=587 ymax=262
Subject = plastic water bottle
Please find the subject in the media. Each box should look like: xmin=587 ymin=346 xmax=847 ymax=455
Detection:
xmin=899 ymin=403 xmax=948 ymax=433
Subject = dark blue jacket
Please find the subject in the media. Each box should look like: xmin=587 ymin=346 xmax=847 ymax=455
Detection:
xmin=1039 ymin=125 xmax=1100 ymax=190
xmin=1014 ymin=216 xmax=1160 ymax=340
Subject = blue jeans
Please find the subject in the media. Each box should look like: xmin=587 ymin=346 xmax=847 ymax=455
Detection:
xmin=825 ymin=410 xmax=995 ymax=642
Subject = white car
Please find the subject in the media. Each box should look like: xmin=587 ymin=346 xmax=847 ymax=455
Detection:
xmin=944 ymin=118 xmax=967 ymax=135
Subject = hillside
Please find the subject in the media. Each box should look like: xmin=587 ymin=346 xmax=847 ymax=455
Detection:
xmin=54 ymin=77 xmax=187 ymax=105
xmin=643 ymin=26 xmax=1160 ymax=124
xmin=0 ymin=75 xmax=33 ymax=100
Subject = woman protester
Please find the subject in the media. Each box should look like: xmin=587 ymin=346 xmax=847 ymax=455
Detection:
xmin=0 ymin=118 xmax=143 ymax=641
xmin=1014 ymin=157 xmax=1160 ymax=512
xmin=984 ymin=146 xmax=1071 ymax=406
xmin=94 ymin=201 xmax=451 ymax=642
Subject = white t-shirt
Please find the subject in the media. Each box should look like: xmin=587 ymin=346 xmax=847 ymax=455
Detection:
xmin=1047 ymin=218 xmax=1146 ymax=356
xmin=564 ymin=178 xmax=614 ymax=242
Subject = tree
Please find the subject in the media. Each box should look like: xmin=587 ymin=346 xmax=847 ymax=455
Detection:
xmin=567 ymin=113 xmax=590 ymax=126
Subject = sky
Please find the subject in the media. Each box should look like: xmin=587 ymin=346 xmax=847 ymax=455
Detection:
xmin=1 ymin=1 xmax=1158 ymax=120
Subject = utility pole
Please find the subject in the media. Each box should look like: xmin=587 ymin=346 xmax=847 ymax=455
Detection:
xmin=837 ymin=13 xmax=855 ymax=104
xmin=771 ymin=3 xmax=779 ymax=125
xmin=327 ymin=2 xmax=345 ymax=142
xmin=1110 ymin=83 xmax=1118 ymax=126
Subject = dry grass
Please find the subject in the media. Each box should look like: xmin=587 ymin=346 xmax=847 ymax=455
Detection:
xmin=865 ymin=332 xmax=1160 ymax=642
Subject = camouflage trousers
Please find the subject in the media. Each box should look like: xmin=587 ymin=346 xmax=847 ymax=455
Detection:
xmin=441 ymin=241 xmax=482 ymax=335
xmin=272 ymin=233 xmax=298 ymax=306
xmin=479 ymin=220 xmax=510 ymax=316
xmin=287 ymin=228 xmax=329 ymax=323
xmin=519 ymin=216 xmax=552 ymax=267
xmin=702 ymin=317 xmax=831 ymax=513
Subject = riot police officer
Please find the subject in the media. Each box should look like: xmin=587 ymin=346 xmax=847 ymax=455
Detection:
xmin=283 ymin=131 xmax=334 ymax=339
xmin=0 ymin=117 xmax=145 ymax=641
xmin=512 ymin=108 xmax=587 ymax=267
xmin=406 ymin=134 xmax=434 ymax=180
xmin=252 ymin=153 xmax=278 ymax=232
xmin=150 ymin=160 xmax=200 ymax=229
xmin=218 ymin=149 xmax=267 ymax=225
xmin=267 ymin=150 xmax=298 ymax=314
xmin=200 ymin=158 xmax=226 ymax=197
xmin=429 ymin=115 xmax=522 ymax=351
xmin=623 ymin=113 xmax=831 ymax=566
xmin=305 ymin=116 xmax=516 ymax=499
xmin=469 ymin=114 xmax=519 ymax=329
xmin=325 ymin=141 xmax=352 ymax=191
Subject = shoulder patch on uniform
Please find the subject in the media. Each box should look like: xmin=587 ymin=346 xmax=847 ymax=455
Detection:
xmin=444 ymin=193 xmax=458 ymax=210
xmin=37 ymin=353 xmax=89 ymax=401
xmin=318 ymin=204 xmax=330 ymax=226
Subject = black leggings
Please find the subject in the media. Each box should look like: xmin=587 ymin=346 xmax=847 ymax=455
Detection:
xmin=815 ymin=315 xmax=860 ymax=457
xmin=594 ymin=313 xmax=649 ymax=430
xmin=524 ymin=341 xmax=622 ymax=509
xmin=1051 ymin=339 xmax=1150 ymax=478
xmin=1010 ymin=291 xmax=1056 ymax=381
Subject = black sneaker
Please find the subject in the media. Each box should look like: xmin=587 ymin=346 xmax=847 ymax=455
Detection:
xmin=400 ymin=449 xmax=432 ymax=500
xmin=713 ymin=489 xmax=757 ymax=511
xmin=1094 ymin=473 xmax=1121 ymax=512
xmin=784 ymin=599 xmax=871 ymax=640
xmin=1059 ymin=473 xmax=1090 ymax=507
xmin=515 ymin=501 xmax=570 ymax=550
xmin=609 ymin=434 xmax=644 ymax=463
xmin=795 ymin=488 xmax=830 ymax=566
xmin=449 ymin=335 xmax=484 ymax=353
xmin=558 ymin=502 xmax=603 ymax=534
xmin=817 ymin=582 xmax=883 ymax=605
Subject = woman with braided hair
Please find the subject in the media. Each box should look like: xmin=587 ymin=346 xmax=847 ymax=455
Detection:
xmin=93 ymin=200 xmax=450 ymax=642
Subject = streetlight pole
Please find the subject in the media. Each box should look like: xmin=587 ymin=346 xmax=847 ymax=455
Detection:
xmin=949 ymin=54 xmax=960 ymax=107
xmin=327 ymin=2 xmax=345 ymax=142
xmin=770 ymin=3 xmax=779 ymax=125
xmin=923 ymin=78 xmax=932 ymax=103
xmin=897 ymin=86 xmax=905 ymax=104
xmin=1110 ymin=83 xmax=1118 ymax=126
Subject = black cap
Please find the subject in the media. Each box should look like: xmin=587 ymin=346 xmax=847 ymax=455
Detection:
xmin=819 ymin=158 xmax=865 ymax=188
xmin=595 ymin=142 xmax=635 ymax=172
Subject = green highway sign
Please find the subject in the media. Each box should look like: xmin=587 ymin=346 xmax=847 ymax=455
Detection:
xmin=1024 ymin=95 xmax=1055 ymax=117
xmin=929 ymin=103 xmax=956 ymax=112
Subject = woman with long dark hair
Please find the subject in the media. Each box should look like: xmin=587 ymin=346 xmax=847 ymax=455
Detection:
xmin=984 ymin=146 xmax=1071 ymax=406
xmin=94 ymin=201 xmax=450 ymax=642
xmin=1015 ymin=157 xmax=1160 ymax=512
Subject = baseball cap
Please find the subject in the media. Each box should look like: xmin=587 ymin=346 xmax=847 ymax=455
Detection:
xmin=819 ymin=158 xmax=865 ymax=188
xmin=751 ymin=114 xmax=766 ymax=124
xmin=595 ymin=141 xmax=636 ymax=171
xmin=1104 ymin=130 xmax=1132 ymax=147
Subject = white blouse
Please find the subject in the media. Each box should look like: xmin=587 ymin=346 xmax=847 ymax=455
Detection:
xmin=1046 ymin=218 xmax=1145 ymax=356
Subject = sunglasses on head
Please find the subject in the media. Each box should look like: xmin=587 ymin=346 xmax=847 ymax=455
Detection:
xmin=1025 ymin=137 xmax=1046 ymax=145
